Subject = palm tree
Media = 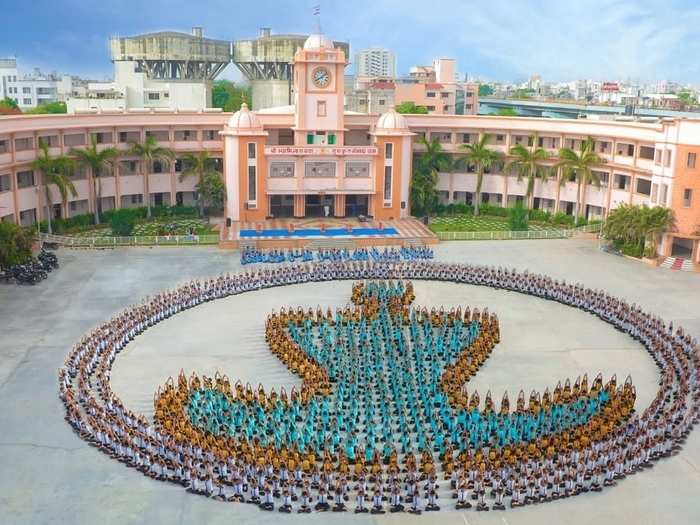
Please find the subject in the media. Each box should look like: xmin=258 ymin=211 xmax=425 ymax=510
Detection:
xmin=31 ymin=143 xmax=77 ymax=234
xmin=556 ymin=136 xmax=604 ymax=222
xmin=128 ymin=135 xmax=175 ymax=218
xmin=70 ymin=136 xmax=119 ymax=225
xmin=640 ymin=205 xmax=675 ymax=255
xmin=179 ymin=151 xmax=221 ymax=217
xmin=411 ymin=137 xmax=449 ymax=215
xmin=460 ymin=133 xmax=503 ymax=215
xmin=505 ymin=133 xmax=550 ymax=209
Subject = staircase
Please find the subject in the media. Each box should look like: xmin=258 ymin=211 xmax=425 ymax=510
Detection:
xmin=660 ymin=256 xmax=696 ymax=272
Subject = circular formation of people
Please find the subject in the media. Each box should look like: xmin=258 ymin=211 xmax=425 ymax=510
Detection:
xmin=240 ymin=246 xmax=434 ymax=265
xmin=59 ymin=260 xmax=700 ymax=515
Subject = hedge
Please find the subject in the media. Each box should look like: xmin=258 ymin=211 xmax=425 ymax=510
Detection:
xmin=39 ymin=205 xmax=199 ymax=233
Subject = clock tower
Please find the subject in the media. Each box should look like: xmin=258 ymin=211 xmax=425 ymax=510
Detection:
xmin=293 ymin=33 xmax=347 ymax=146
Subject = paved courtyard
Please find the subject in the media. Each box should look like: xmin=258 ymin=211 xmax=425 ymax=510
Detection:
xmin=1 ymin=239 xmax=699 ymax=525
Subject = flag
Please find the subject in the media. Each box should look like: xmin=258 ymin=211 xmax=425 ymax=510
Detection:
xmin=313 ymin=5 xmax=320 ymax=15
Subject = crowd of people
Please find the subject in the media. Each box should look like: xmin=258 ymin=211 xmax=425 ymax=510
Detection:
xmin=59 ymin=260 xmax=700 ymax=514
xmin=240 ymin=246 xmax=434 ymax=266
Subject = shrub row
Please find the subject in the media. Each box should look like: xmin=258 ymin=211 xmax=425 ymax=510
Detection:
xmin=433 ymin=203 xmax=597 ymax=227
xmin=39 ymin=205 xmax=199 ymax=234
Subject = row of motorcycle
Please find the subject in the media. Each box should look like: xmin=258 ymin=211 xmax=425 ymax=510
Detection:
xmin=1 ymin=249 xmax=59 ymax=285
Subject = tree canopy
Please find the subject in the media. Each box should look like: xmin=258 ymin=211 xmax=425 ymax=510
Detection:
xmin=395 ymin=101 xmax=429 ymax=114
xmin=25 ymin=102 xmax=67 ymax=114
xmin=212 ymin=80 xmax=252 ymax=111
xmin=603 ymin=204 xmax=675 ymax=257
xmin=478 ymin=84 xmax=494 ymax=97
xmin=496 ymin=107 xmax=518 ymax=117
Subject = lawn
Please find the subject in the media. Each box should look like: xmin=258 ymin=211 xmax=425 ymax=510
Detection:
xmin=429 ymin=215 xmax=555 ymax=233
xmin=66 ymin=217 xmax=217 ymax=238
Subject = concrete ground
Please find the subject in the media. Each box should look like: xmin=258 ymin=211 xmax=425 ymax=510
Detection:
xmin=1 ymin=240 xmax=699 ymax=525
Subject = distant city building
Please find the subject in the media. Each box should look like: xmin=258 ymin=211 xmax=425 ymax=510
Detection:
xmin=1 ymin=58 xmax=80 ymax=110
xmin=354 ymin=48 xmax=396 ymax=79
xmin=347 ymin=58 xmax=478 ymax=115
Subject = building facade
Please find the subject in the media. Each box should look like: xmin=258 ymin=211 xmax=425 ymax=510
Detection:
xmin=355 ymin=48 xmax=397 ymax=79
xmin=1 ymin=58 xmax=77 ymax=110
xmin=1 ymin=34 xmax=700 ymax=262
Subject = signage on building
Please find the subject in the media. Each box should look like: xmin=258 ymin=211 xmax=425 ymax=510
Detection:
xmin=602 ymin=82 xmax=620 ymax=92
xmin=265 ymin=146 xmax=378 ymax=156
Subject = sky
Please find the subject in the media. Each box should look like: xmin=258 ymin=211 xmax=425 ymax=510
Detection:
xmin=2 ymin=0 xmax=700 ymax=85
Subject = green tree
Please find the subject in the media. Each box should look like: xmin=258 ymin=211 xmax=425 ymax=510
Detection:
xmin=677 ymin=91 xmax=697 ymax=109
xmin=478 ymin=84 xmax=494 ymax=97
xmin=603 ymin=204 xmax=675 ymax=256
xmin=460 ymin=133 xmax=503 ymax=215
xmin=128 ymin=136 xmax=175 ymax=218
xmin=0 ymin=97 xmax=19 ymax=109
xmin=496 ymin=107 xmax=518 ymax=117
xmin=556 ymin=137 xmax=604 ymax=222
xmin=505 ymin=133 xmax=550 ymax=209
xmin=25 ymin=101 xmax=67 ymax=114
xmin=507 ymin=201 xmax=529 ymax=231
xmin=411 ymin=137 xmax=449 ymax=215
xmin=31 ymin=143 xmax=77 ymax=234
xmin=395 ymin=101 xmax=429 ymax=114
xmin=178 ymin=151 xmax=220 ymax=217
xmin=110 ymin=209 xmax=137 ymax=236
xmin=212 ymin=80 xmax=252 ymax=111
xmin=70 ymin=136 xmax=120 ymax=225
xmin=197 ymin=172 xmax=226 ymax=214
xmin=0 ymin=222 xmax=36 ymax=268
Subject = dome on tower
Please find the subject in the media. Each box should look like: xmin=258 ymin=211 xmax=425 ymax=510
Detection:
xmin=303 ymin=33 xmax=334 ymax=50
xmin=375 ymin=109 xmax=409 ymax=132
xmin=227 ymin=103 xmax=262 ymax=131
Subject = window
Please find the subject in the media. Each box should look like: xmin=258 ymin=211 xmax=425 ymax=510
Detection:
xmin=130 ymin=194 xmax=143 ymax=204
xmin=383 ymin=166 xmax=392 ymax=201
xmin=22 ymin=87 xmax=30 ymax=94
xmin=327 ymin=134 xmax=336 ymax=145
xmin=304 ymin=161 xmax=336 ymax=178
xmin=651 ymin=183 xmax=658 ymax=203
xmin=593 ymin=171 xmax=609 ymax=187
xmin=148 ymin=93 xmax=160 ymax=101
xmin=16 ymin=170 xmax=35 ymax=188
xmin=636 ymin=178 xmax=651 ymax=196
xmin=14 ymin=137 xmax=33 ymax=151
xmin=378 ymin=99 xmax=385 ymax=106
xmin=248 ymin=143 xmax=256 ymax=159
xmin=664 ymin=150 xmax=671 ymax=167
xmin=119 ymin=160 xmax=139 ymax=175
xmin=204 ymin=130 xmax=217 ymax=141
xmin=654 ymin=149 xmax=662 ymax=165
xmin=23 ymin=98 xmax=32 ymax=105
xmin=317 ymin=100 xmax=327 ymax=117
xmin=145 ymin=130 xmax=169 ymax=141
xmin=64 ymin=133 xmax=85 ymax=147
xmin=270 ymin=162 xmax=295 ymax=177
xmin=0 ymin=140 xmax=7 ymax=154
xmin=614 ymin=174 xmax=630 ymax=191
xmin=119 ymin=131 xmax=140 ymax=143
xmin=385 ymin=143 xmax=393 ymax=159
xmin=247 ymin=165 xmax=257 ymax=201
xmin=639 ymin=146 xmax=655 ymax=160
xmin=306 ymin=133 xmax=314 ymax=145
xmin=659 ymin=184 xmax=668 ymax=205
xmin=688 ymin=152 xmax=696 ymax=169
xmin=0 ymin=174 xmax=11 ymax=192
xmin=38 ymin=135 xmax=59 ymax=148
xmin=683 ymin=188 xmax=692 ymax=207
xmin=426 ymin=92 xmax=436 ymax=98
xmin=174 ymin=130 xmax=196 ymax=141
xmin=152 ymin=160 xmax=166 ymax=174
xmin=496 ymin=134 xmax=505 ymax=142
xmin=92 ymin=132 xmax=112 ymax=145
xmin=345 ymin=161 xmax=370 ymax=177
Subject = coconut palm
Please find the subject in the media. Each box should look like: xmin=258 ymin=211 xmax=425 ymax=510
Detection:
xmin=70 ymin=136 xmax=119 ymax=225
xmin=556 ymin=136 xmax=604 ymax=222
xmin=128 ymin=136 xmax=175 ymax=218
xmin=505 ymin=133 xmax=550 ymax=209
xmin=31 ymin=143 xmax=77 ymax=234
xmin=603 ymin=204 xmax=675 ymax=256
xmin=178 ymin=151 xmax=221 ymax=217
xmin=411 ymin=137 xmax=449 ymax=215
xmin=460 ymin=133 xmax=503 ymax=215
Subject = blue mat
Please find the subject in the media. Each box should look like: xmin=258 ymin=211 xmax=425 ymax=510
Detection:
xmin=240 ymin=227 xmax=399 ymax=238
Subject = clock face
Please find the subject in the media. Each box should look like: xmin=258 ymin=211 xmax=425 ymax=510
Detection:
xmin=312 ymin=67 xmax=331 ymax=88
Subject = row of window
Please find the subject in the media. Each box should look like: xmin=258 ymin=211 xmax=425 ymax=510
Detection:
xmin=0 ymin=130 xmax=221 ymax=153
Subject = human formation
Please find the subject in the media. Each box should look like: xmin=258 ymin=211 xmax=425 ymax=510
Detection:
xmin=59 ymin=261 xmax=700 ymax=514
xmin=240 ymin=246 xmax=434 ymax=265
